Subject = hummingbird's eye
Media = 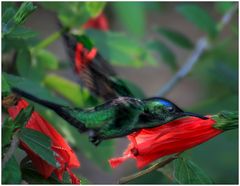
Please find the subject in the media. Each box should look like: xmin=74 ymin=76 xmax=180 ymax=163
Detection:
xmin=166 ymin=106 xmax=174 ymax=112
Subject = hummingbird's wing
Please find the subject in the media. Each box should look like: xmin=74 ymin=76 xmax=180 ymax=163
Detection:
xmin=62 ymin=31 xmax=135 ymax=101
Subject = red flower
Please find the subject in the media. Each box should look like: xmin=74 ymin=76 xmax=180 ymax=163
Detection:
xmin=74 ymin=43 xmax=97 ymax=74
xmin=8 ymin=98 xmax=80 ymax=184
xmin=83 ymin=13 xmax=109 ymax=31
xmin=109 ymin=116 xmax=223 ymax=169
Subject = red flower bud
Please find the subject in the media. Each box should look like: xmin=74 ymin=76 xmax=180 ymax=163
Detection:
xmin=109 ymin=116 xmax=223 ymax=169
xmin=83 ymin=13 xmax=109 ymax=31
xmin=8 ymin=99 xmax=80 ymax=184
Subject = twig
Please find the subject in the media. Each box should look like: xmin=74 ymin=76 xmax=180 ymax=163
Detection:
xmin=156 ymin=4 xmax=238 ymax=97
xmin=119 ymin=155 xmax=179 ymax=184
xmin=2 ymin=132 xmax=20 ymax=168
xmin=156 ymin=37 xmax=208 ymax=97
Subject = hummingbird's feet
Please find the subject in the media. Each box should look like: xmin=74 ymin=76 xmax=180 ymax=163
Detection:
xmin=88 ymin=129 xmax=101 ymax=146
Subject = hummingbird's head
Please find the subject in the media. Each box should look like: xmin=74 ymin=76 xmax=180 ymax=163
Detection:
xmin=142 ymin=97 xmax=207 ymax=123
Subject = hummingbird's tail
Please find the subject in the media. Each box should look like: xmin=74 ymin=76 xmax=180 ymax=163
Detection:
xmin=12 ymin=87 xmax=88 ymax=132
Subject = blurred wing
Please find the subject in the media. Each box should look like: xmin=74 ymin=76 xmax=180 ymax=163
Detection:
xmin=62 ymin=31 xmax=134 ymax=100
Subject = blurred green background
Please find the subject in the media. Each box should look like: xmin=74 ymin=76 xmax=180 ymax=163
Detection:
xmin=2 ymin=2 xmax=238 ymax=184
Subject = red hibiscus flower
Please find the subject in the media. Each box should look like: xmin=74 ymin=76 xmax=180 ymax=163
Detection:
xmin=74 ymin=43 xmax=97 ymax=74
xmin=109 ymin=116 xmax=223 ymax=169
xmin=83 ymin=13 xmax=109 ymax=31
xmin=8 ymin=98 xmax=80 ymax=184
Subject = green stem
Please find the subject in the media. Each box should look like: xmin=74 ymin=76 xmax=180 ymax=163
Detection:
xmin=32 ymin=27 xmax=69 ymax=52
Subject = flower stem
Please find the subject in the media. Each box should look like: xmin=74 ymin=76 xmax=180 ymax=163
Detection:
xmin=32 ymin=27 xmax=69 ymax=52
xmin=119 ymin=154 xmax=180 ymax=184
xmin=212 ymin=111 xmax=238 ymax=131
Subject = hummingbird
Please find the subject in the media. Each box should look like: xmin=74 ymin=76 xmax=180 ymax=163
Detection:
xmin=12 ymin=88 xmax=207 ymax=146
xmin=11 ymin=29 xmax=207 ymax=146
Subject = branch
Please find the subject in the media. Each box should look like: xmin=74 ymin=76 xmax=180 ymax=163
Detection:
xmin=2 ymin=132 xmax=20 ymax=168
xmin=156 ymin=4 xmax=238 ymax=97
xmin=119 ymin=154 xmax=180 ymax=184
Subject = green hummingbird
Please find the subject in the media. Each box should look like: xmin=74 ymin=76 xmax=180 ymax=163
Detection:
xmin=12 ymin=88 xmax=207 ymax=146
xmin=11 ymin=31 xmax=207 ymax=146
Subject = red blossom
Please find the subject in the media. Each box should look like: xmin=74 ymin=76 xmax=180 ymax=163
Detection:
xmin=74 ymin=43 xmax=97 ymax=74
xmin=8 ymin=98 xmax=80 ymax=184
xmin=109 ymin=116 xmax=223 ymax=169
xmin=83 ymin=13 xmax=109 ymax=31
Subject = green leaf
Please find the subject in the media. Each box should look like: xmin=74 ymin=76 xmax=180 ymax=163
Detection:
xmin=43 ymin=74 xmax=98 ymax=107
xmin=4 ymin=73 xmax=68 ymax=105
xmin=2 ymin=156 xmax=22 ymax=184
xmin=21 ymin=161 xmax=61 ymax=184
xmin=35 ymin=49 xmax=59 ymax=70
xmin=113 ymin=2 xmax=146 ymax=38
xmin=2 ymin=74 xmax=11 ymax=95
xmin=2 ymin=7 xmax=16 ymax=23
xmin=41 ymin=2 xmax=90 ymax=28
xmin=2 ymin=118 xmax=15 ymax=147
xmin=148 ymin=40 xmax=177 ymax=70
xmin=9 ymin=26 xmax=37 ymax=39
xmin=85 ymin=2 xmax=106 ymax=17
xmin=13 ymin=2 xmax=37 ymax=25
xmin=86 ymin=29 xmax=157 ymax=67
xmin=176 ymin=4 xmax=217 ymax=37
xmin=16 ymin=48 xmax=31 ymax=77
xmin=174 ymin=157 xmax=213 ymax=184
xmin=215 ymin=2 xmax=235 ymax=14
xmin=13 ymin=105 xmax=34 ymax=129
xmin=157 ymin=27 xmax=194 ymax=49
xmin=18 ymin=128 xmax=58 ymax=168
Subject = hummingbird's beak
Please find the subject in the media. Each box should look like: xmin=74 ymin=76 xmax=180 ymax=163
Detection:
xmin=181 ymin=112 xmax=208 ymax=120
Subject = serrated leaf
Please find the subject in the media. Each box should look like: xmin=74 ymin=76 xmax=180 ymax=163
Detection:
xmin=148 ymin=40 xmax=177 ymax=70
xmin=176 ymin=4 xmax=217 ymax=37
xmin=174 ymin=157 xmax=213 ymax=184
xmin=86 ymin=29 xmax=156 ymax=67
xmin=13 ymin=105 xmax=34 ymax=129
xmin=2 ymin=156 xmax=22 ymax=184
xmin=4 ymin=73 xmax=68 ymax=106
xmin=19 ymin=128 xmax=58 ymax=167
xmin=113 ymin=2 xmax=146 ymax=38
xmin=43 ymin=74 xmax=98 ymax=107
xmin=85 ymin=2 xmax=106 ymax=17
xmin=157 ymin=27 xmax=194 ymax=49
